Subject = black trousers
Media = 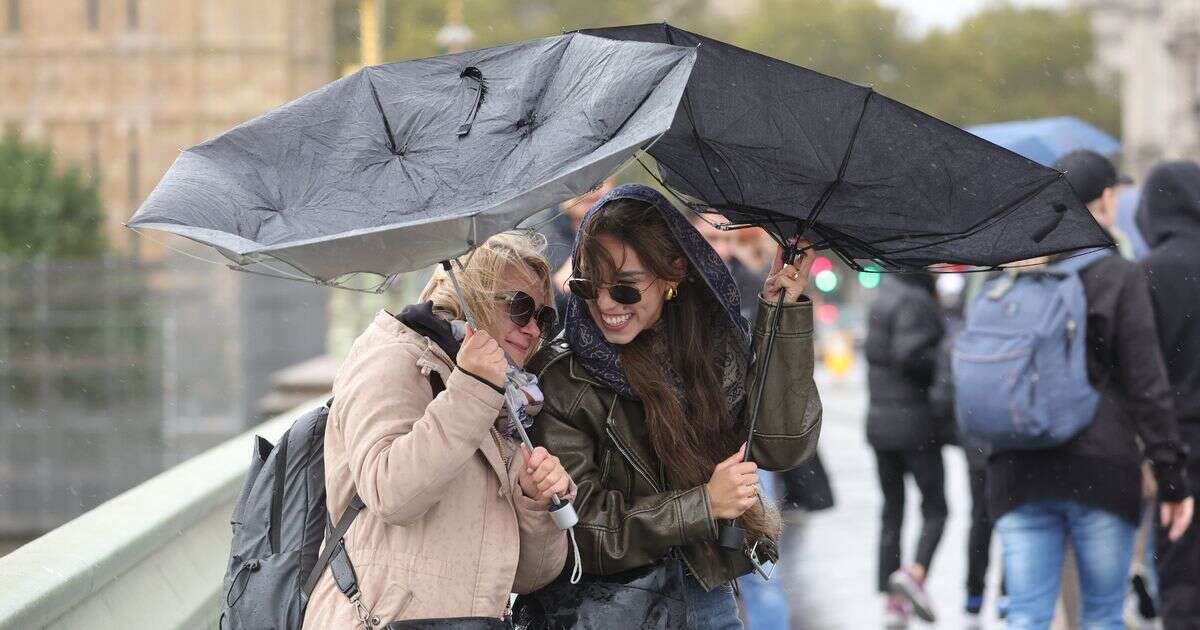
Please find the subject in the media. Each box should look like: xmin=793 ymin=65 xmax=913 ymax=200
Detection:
xmin=874 ymin=447 xmax=948 ymax=592
xmin=966 ymin=465 xmax=1005 ymax=599
xmin=1158 ymin=459 xmax=1200 ymax=630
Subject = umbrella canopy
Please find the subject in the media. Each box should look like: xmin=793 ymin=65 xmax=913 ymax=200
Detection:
xmin=128 ymin=33 xmax=696 ymax=286
xmin=968 ymin=116 xmax=1120 ymax=167
xmin=581 ymin=24 xmax=1113 ymax=270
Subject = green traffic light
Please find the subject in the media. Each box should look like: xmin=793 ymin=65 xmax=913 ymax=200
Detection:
xmin=858 ymin=264 xmax=882 ymax=289
xmin=815 ymin=269 xmax=838 ymax=293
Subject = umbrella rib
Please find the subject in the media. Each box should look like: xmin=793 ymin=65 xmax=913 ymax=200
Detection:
xmin=867 ymin=175 xmax=1061 ymax=255
xmin=661 ymin=26 xmax=746 ymax=208
xmin=800 ymin=89 xmax=874 ymax=238
xmin=636 ymin=155 xmax=792 ymax=250
xmin=635 ymin=154 xmax=795 ymax=254
xmin=365 ymin=72 xmax=399 ymax=155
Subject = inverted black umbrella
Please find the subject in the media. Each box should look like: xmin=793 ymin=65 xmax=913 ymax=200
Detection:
xmin=581 ymin=23 xmax=1113 ymax=271
xmin=128 ymin=32 xmax=696 ymax=289
xmin=583 ymin=23 xmax=1114 ymax=558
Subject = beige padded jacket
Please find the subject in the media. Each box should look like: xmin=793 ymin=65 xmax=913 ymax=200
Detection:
xmin=302 ymin=311 xmax=570 ymax=628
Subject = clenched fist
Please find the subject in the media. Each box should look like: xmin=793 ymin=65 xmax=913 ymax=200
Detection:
xmin=456 ymin=325 xmax=507 ymax=387
xmin=519 ymin=446 xmax=572 ymax=506
xmin=705 ymin=444 xmax=760 ymax=520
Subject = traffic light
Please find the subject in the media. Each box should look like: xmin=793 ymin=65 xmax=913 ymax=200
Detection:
xmin=816 ymin=303 xmax=839 ymax=325
xmin=814 ymin=269 xmax=838 ymax=293
xmin=858 ymin=264 xmax=882 ymax=289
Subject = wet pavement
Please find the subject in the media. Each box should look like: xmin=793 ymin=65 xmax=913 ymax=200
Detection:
xmin=771 ymin=365 xmax=1005 ymax=629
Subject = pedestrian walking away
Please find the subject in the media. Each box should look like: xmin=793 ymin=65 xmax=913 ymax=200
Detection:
xmin=960 ymin=150 xmax=1194 ymax=630
xmin=865 ymin=272 xmax=948 ymax=626
xmin=1138 ymin=159 xmax=1200 ymax=630
xmin=514 ymin=184 xmax=823 ymax=630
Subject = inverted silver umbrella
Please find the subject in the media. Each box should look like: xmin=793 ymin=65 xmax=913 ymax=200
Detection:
xmin=128 ymin=32 xmax=696 ymax=290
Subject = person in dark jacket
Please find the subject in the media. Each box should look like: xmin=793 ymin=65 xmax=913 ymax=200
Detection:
xmin=987 ymin=150 xmax=1193 ymax=630
xmin=1138 ymin=159 xmax=1200 ymax=630
xmin=523 ymin=184 xmax=822 ymax=630
xmin=865 ymin=272 xmax=947 ymax=626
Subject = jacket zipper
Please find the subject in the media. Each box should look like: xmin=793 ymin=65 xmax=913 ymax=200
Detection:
xmin=607 ymin=424 xmax=661 ymax=493
xmin=601 ymin=393 xmax=719 ymax=588
xmin=489 ymin=428 xmax=513 ymax=472
xmin=604 ymin=394 xmax=660 ymax=493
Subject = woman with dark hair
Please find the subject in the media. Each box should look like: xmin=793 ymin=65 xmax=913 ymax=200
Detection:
xmin=523 ymin=184 xmax=822 ymax=629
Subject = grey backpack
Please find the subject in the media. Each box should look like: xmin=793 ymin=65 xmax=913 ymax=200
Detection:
xmin=219 ymin=374 xmax=445 ymax=629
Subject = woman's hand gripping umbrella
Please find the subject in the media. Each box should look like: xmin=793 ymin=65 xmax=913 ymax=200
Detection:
xmin=715 ymin=239 xmax=815 ymax=574
xmin=441 ymin=260 xmax=583 ymax=584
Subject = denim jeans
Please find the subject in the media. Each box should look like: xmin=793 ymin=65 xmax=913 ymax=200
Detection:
xmin=738 ymin=473 xmax=789 ymax=630
xmin=684 ymin=574 xmax=742 ymax=630
xmin=996 ymin=500 xmax=1135 ymax=630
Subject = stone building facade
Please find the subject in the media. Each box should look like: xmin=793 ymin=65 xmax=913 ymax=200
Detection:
xmin=1085 ymin=0 xmax=1200 ymax=174
xmin=0 ymin=1 xmax=333 ymax=539
xmin=0 ymin=0 xmax=334 ymax=258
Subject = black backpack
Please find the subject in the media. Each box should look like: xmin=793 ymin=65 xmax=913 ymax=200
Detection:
xmin=219 ymin=374 xmax=445 ymax=629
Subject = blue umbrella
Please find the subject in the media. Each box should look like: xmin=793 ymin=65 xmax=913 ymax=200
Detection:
xmin=967 ymin=116 xmax=1119 ymax=167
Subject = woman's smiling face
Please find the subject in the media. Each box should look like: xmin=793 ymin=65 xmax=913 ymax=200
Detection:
xmin=582 ymin=234 xmax=669 ymax=346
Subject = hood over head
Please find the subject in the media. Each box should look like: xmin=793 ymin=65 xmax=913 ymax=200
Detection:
xmin=1137 ymin=160 xmax=1200 ymax=247
xmin=563 ymin=183 xmax=750 ymax=398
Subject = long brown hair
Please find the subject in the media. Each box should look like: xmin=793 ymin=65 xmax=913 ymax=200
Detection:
xmin=576 ymin=199 xmax=780 ymax=543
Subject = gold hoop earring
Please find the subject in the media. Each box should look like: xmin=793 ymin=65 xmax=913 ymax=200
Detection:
xmin=665 ymin=286 xmax=678 ymax=301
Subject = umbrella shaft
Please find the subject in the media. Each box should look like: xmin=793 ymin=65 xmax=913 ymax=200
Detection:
xmin=443 ymin=260 xmax=562 ymax=508
xmin=743 ymin=291 xmax=787 ymax=463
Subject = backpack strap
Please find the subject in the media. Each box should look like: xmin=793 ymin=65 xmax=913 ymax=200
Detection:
xmin=303 ymin=495 xmax=365 ymax=599
xmin=301 ymin=370 xmax=448 ymax=601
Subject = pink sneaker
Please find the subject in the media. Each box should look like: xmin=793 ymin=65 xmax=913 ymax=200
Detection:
xmin=888 ymin=568 xmax=937 ymax=623
xmin=883 ymin=594 xmax=910 ymax=628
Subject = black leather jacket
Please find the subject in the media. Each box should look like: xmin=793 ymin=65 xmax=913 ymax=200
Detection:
xmin=526 ymin=297 xmax=822 ymax=591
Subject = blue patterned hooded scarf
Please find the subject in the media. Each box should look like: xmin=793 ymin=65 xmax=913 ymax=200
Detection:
xmin=563 ymin=184 xmax=752 ymax=399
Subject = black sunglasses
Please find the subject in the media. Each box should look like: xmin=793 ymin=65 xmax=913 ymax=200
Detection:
xmin=567 ymin=277 xmax=647 ymax=305
xmin=495 ymin=291 xmax=556 ymax=337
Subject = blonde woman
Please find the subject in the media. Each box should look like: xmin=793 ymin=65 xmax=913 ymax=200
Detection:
xmin=303 ymin=232 xmax=575 ymax=629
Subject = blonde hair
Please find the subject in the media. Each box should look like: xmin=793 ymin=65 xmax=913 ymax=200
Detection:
xmin=418 ymin=231 xmax=552 ymax=334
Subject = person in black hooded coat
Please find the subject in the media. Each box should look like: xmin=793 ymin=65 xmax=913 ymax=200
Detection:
xmin=1139 ymin=160 xmax=1200 ymax=630
xmin=864 ymin=272 xmax=947 ymax=624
